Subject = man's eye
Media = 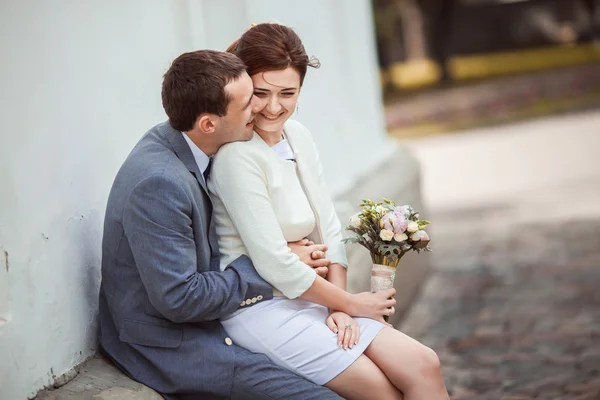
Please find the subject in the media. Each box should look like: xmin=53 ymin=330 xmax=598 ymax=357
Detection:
xmin=281 ymin=93 xmax=295 ymax=97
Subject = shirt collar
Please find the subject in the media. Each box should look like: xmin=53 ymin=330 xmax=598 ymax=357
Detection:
xmin=181 ymin=132 xmax=211 ymax=179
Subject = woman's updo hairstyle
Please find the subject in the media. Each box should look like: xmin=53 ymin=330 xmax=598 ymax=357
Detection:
xmin=227 ymin=22 xmax=320 ymax=86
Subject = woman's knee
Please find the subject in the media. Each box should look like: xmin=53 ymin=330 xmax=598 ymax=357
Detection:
xmin=326 ymin=355 xmax=402 ymax=400
xmin=416 ymin=345 xmax=442 ymax=379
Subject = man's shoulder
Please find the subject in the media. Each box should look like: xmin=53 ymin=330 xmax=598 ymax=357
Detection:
xmin=115 ymin=122 xmax=190 ymax=189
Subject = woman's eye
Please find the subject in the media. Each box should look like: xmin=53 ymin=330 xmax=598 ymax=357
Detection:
xmin=254 ymin=92 xmax=267 ymax=97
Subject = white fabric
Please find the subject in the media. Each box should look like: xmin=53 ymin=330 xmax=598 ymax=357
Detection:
xmin=181 ymin=132 xmax=211 ymax=182
xmin=271 ymin=137 xmax=295 ymax=161
xmin=210 ymin=119 xmax=380 ymax=385
xmin=220 ymin=297 xmax=385 ymax=385
xmin=209 ymin=119 xmax=348 ymax=299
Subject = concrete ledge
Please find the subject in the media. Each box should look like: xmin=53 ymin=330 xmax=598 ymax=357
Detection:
xmin=35 ymin=355 xmax=161 ymax=400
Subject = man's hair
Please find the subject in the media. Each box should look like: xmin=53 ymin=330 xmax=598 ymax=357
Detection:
xmin=162 ymin=50 xmax=247 ymax=131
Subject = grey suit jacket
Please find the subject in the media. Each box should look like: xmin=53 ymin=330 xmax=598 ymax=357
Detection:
xmin=98 ymin=122 xmax=274 ymax=398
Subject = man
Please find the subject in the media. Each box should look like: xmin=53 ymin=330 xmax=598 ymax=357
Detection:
xmin=98 ymin=50 xmax=395 ymax=399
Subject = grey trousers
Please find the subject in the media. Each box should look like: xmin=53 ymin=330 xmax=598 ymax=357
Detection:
xmin=229 ymin=346 xmax=343 ymax=400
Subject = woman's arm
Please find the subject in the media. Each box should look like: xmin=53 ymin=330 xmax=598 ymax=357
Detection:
xmin=327 ymin=263 xmax=347 ymax=291
xmin=210 ymin=142 xmax=395 ymax=321
xmin=210 ymin=144 xmax=316 ymax=299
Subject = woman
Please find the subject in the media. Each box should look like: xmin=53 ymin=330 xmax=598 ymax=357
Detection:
xmin=209 ymin=23 xmax=450 ymax=400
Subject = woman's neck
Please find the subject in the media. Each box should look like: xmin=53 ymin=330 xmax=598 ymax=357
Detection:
xmin=255 ymin=127 xmax=284 ymax=147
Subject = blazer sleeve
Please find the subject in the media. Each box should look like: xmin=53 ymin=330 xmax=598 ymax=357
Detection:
xmin=209 ymin=144 xmax=317 ymax=299
xmin=122 ymin=174 xmax=273 ymax=323
xmin=301 ymin=124 xmax=349 ymax=268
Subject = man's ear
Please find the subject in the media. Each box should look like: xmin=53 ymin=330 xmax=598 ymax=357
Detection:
xmin=196 ymin=114 xmax=217 ymax=134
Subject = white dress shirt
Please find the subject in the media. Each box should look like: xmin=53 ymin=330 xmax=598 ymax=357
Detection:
xmin=181 ymin=132 xmax=211 ymax=182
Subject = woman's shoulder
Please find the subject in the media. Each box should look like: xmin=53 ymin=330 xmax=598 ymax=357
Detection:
xmin=284 ymin=119 xmax=314 ymax=142
xmin=213 ymin=133 xmax=266 ymax=165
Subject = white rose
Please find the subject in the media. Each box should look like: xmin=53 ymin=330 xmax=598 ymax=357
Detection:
xmin=407 ymin=221 xmax=419 ymax=233
xmin=349 ymin=213 xmax=362 ymax=228
xmin=380 ymin=229 xmax=394 ymax=241
xmin=394 ymin=233 xmax=408 ymax=242
xmin=410 ymin=230 xmax=429 ymax=241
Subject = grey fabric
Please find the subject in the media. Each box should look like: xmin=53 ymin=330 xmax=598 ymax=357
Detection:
xmin=98 ymin=122 xmax=340 ymax=399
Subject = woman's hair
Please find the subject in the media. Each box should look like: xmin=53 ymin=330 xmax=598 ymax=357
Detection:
xmin=227 ymin=23 xmax=320 ymax=86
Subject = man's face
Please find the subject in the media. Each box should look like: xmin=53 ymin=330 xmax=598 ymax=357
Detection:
xmin=218 ymin=72 xmax=261 ymax=145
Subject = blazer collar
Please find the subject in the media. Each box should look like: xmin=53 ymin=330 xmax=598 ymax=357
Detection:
xmin=163 ymin=122 xmax=208 ymax=193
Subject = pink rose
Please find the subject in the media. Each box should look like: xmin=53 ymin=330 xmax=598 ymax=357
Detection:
xmin=381 ymin=212 xmax=408 ymax=233
xmin=394 ymin=205 xmax=411 ymax=218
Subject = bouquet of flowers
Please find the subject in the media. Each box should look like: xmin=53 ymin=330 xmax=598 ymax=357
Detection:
xmin=342 ymin=198 xmax=431 ymax=301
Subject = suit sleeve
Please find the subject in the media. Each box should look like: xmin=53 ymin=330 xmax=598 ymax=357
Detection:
xmin=122 ymin=174 xmax=272 ymax=323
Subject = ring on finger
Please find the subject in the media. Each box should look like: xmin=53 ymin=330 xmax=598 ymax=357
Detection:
xmin=345 ymin=323 xmax=352 ymax=330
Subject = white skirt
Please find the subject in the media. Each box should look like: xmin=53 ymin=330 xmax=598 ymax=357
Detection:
xmin=220 ymin=297 xmax=386 ymax=385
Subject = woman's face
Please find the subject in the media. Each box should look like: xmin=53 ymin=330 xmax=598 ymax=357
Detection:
xmin=251 ymin=67 xmax=301 ymax=134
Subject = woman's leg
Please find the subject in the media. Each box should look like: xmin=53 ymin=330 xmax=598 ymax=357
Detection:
xmin=325 ymin=354 xmax=403 ymax=400
xmin=364 ymin=327 xmax=450 ymax=400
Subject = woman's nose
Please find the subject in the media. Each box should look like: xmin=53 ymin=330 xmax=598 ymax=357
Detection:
xmin=266 ymin=97 xmax=282 ymax=114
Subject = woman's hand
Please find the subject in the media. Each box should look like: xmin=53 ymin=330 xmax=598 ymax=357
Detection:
xmin=326 ymin=311 xmax=360 ymax=350
xmin=287 ymin=239 xmax=330 ymax=278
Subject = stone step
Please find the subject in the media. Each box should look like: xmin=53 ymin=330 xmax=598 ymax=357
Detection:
xmin=35 ymin=355 xmax=161 ymax=400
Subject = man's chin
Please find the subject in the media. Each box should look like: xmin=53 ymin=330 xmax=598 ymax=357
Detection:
xmin=242 ymin=126 xmax=255 ymax=140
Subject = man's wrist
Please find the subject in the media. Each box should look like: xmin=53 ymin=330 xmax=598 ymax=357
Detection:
xmin=341 ymin=292 xmax=355 ymax=315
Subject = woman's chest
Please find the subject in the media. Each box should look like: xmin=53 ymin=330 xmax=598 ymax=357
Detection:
xmin=267 ymin=160 xmax=316 ymax=242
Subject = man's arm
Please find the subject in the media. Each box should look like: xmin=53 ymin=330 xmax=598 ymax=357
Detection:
xmin=123 ymin=174 xmax=272 ymax=323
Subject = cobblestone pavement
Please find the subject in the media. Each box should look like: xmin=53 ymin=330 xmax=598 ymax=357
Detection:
xmin=400 ymin=214 xmax=600 ymax=400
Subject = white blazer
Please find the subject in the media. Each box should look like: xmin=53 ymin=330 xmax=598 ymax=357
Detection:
xmin=209 ymin=119 xmax=348 ymax=299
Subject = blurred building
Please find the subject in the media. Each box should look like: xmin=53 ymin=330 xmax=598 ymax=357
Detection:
xmin=375 ymin=0 xmax=600 ymax=88
xmin=373 ymin=0 xmax=600 ymax=137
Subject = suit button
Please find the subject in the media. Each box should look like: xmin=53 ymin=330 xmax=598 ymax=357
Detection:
xmin=245 ymin=299 xmax=252 ymax=305
xmin=257 ymin=295 xmax=263 ymax=301
xmin=240 ymin=301 xmax=245 ymax=307
xmin=225 ymin=337 xmax=233 ymax=346
xmin=251 ymin=297 xmax=257 ymax=303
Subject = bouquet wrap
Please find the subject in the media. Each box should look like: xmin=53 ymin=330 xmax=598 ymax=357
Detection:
xmin=371 ymin=263 xmax=397 ymax=293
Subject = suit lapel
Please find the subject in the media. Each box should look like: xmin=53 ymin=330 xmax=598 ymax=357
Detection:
xmin=164 ymin=124 xmax=210 ymax=196
xmin=162 ymin=123 xmax=220 ymax=264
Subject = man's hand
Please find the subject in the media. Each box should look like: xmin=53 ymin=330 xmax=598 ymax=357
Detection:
xmin=346 ymin=289 xmax=397 ymax=325
xmin=288 ymin=239 xmax=330 ymax=278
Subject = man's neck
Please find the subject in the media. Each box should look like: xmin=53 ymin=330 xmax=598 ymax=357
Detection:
xmin=184 ymin=130 xmax=218 ymax=156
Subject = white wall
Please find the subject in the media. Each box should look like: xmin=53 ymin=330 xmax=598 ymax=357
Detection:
xmin=0 ymin=1 xmax=394 ymax=398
